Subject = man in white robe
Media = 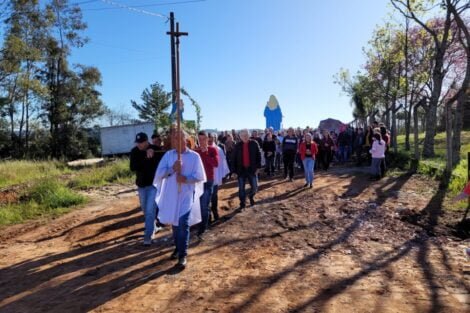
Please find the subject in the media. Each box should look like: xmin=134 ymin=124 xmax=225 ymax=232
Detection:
xmin=209 ymin=133 xmax=230 ymax=223
xmin=153 ymin=130 xmax=206 ymax=268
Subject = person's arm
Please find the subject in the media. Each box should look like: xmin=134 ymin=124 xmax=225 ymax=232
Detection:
xmin=154 ymin=152 xmax=175 ymax=179
xmin=255 ymin=143 xmax=262 ymax=169
xmin=130 ymin=149 xmax=143 ymax=172
xmin=178 ymin=154 xmax=206 ymax=184
xmin=206 ymin=146 xmax=219 ymax=168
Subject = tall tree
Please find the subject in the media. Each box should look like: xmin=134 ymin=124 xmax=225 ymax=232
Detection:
xmin=391 ymin=0 xmax=458 ymax=158
xmin=131 ymin=82 xmax=172 ymax=129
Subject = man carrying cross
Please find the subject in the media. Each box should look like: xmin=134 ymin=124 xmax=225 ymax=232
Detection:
xmin=153 ymin=129 xmax=206 ymax=268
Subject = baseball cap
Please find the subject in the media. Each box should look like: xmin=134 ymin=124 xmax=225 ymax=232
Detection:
xmin=135 ymin=132 xmax=148 ymax=143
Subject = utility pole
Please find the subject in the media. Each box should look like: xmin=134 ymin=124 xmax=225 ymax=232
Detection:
xmin=166 ymin=12 xmax=188 ymax=183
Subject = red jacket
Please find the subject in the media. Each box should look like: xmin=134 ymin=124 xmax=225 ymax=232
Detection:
xmin=299 ymin=141 xmax=318 ymax=160
xmin=196 ymin=146 xmax=219 ymax=181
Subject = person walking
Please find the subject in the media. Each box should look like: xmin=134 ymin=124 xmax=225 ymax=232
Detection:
xmin=153 ymin=129 xmax=206 ymax=268
xmin=232 ymin=129 xmax=262 ymax=209
xmin=282 ymin=127 xmax=298 ymax=181
xmin=130 ymin=132 xmax=165 ymax=246
xmin=195 ymin=131 xmax=219 ymax=239
xmin=354 ymin=127 xmax=365 ymax=166
xmin=319 ymin=130 xmax=334 ymax=171
xmin=299 ymin=133 xmax=318 ymax=188
xmin=262 ymin=132 xmax=276 ymax=177
xmin=209 ymin=133 xmax=230 ymax=223
xmin=369 ymin=133 xmax=386 ymax=180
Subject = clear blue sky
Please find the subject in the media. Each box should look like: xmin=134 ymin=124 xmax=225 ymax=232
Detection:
xmin=70 ymin=0 xmax=391 ymax=130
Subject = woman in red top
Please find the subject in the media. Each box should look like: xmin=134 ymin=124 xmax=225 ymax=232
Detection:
xmin=299 ymin=133 xmax=318 ymax=188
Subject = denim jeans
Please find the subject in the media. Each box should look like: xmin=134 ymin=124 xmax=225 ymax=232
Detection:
xmin=238 ymin=173 xmax=258 ymax=206
xmin=198 ymin=181 xmax=214 ymax=235
xmin=137 ymin=186 xmax=157 ymax=241
xmin=265 ymin=155 xmax=275 ymax=175
xmin=172 ymin=210 xmax=191 ymax=259
xmin=302 ymin=157 xmax=315 ymax=184
xmin=210 ymin=184 xmax=220 ymax=220
xmin=339 ymin=146 xmax=348 ymax=162
xmin=371 ymin=158 xmax=382 ymax=177
xmin=275 ymin=152 xmax=282 ymax=170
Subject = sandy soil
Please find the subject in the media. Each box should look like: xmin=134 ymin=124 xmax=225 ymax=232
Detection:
xmin=0 ymin=166 xmax=469 ymax=313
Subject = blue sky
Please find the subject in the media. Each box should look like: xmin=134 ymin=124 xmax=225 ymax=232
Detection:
xmin=70 ymin=0 xmax=391 ymax=130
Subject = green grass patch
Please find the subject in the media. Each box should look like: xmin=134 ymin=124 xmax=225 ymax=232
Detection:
xmin=0 ymin=160 xmax=71 ymax=188
xmin=68 ymin=158 xmax=134 ymax=189
xmin=0 ymin=179 xmax=86 ymax=226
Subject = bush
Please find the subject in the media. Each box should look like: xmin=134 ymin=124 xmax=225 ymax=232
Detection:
xmin=448 ymin=158 xmax=468 ymax=196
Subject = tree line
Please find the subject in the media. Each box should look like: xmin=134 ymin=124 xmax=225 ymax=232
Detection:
xmin=0 ymin=1 xmax=201 ymax=160
xmin=0 ymin=0 xmax=106 ymax=160
xmin=336 ymin=0 xmax=469 ymax=174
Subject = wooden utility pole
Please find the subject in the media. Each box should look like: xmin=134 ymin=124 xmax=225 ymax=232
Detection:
xmin=167 ymin=12 xmax=188 ymax=179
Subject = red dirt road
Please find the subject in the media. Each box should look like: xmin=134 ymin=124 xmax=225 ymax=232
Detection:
xmin=0 ymin=168 xmax=469 ymax=312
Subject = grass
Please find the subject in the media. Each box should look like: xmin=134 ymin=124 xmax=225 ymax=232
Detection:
xmin=0 ymin=158 xmax=133 ymax=226
xmin=0 ymin=179 xmax=86 ymax=226
xmin=68 ymin=158 xmax=134 ymax=189
xmin=0 ymin=160 xmax=72 ymax=189
xmin=395 ymin=130 xmax=470 ymax=198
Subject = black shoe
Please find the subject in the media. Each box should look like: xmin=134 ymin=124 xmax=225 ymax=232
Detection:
xmin=177 ymin=257 xmax=187 ymax=268
xmin=249 ymin=197 xmax=255 ymax=206
xmin=171 ymin=249 xmax=178 ymax=260
xmin=309 ymin=183 xmax=313 ymax=189
xmin=303 ymin=183 xmax=308 ymax=188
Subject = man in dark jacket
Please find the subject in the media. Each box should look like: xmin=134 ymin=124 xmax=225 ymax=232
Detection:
xmin=282 ymin=127 xmax=298 ymax=181
xmin=130 ymin=132 xmax=165 ymax=246
xmin=232 ymin=129 xmax=262 ymax=209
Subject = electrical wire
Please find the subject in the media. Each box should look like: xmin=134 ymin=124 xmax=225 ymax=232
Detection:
xmin=85 ymin=0 xmax=205 ymax=10
xmin=97 ymin=0 xmax=168 ymax=19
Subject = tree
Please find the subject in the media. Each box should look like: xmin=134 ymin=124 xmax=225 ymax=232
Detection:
xmin=391 ymin=0 xmax=459 ymax=158
xmin=131 ymin=82 xmax=172 ymax=129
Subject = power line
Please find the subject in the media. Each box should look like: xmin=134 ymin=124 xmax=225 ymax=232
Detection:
xmin=97 ymin=0 xmax=168 ymax=19
xmin=84 ymin=0 xmax=205 ymax=11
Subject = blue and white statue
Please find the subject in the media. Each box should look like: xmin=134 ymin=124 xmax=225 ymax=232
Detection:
xmin=263 ymin=95 xmax=283 ymax=131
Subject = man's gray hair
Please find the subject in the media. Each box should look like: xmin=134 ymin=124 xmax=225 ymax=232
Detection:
xmin=239 ymin=129 xmax=250 ymax=137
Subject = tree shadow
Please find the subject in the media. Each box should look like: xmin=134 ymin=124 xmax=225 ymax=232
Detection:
xmin=34 ymin=207 xmax=141 ymax=243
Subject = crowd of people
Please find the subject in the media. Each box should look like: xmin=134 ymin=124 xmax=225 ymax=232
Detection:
xmin=129 ymin=121 xmax=393 ymax=269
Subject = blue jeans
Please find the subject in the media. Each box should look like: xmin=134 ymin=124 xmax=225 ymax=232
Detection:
xmin=339 ymin=146 xmax=348 ymax=162
xmin=371 ymin=158 xmax=382 ymax=177
xmin=238 ymin=173 xmax=258 ymax=206
xmin=172 ymin=210 xmax=191 ymax=259
xmin=137 ymin=186 xmax=157 ymax=241
xmin=302 ymin=158 xmax=315 ymax=184
xmin=199 ymin=181 xmax=214 ymax=234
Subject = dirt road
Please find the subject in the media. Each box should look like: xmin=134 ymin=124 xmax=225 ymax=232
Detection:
xmin=0 ymin=167 xmax=469 ymax=313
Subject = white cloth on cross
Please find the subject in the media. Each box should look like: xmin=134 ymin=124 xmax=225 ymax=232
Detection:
xmin=153 ymin=149 xmax=206 ymax=226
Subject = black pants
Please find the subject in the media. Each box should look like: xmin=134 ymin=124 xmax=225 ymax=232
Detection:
xmin=355 ymin=146 xmax=363 ymax=166
xmin=265 ymin=155 xmax=275 ymax=175
xmin=283 ymin=152 xmax=296 ymax=179
xmin=321 ymin=150 xmax=332 ymax=170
